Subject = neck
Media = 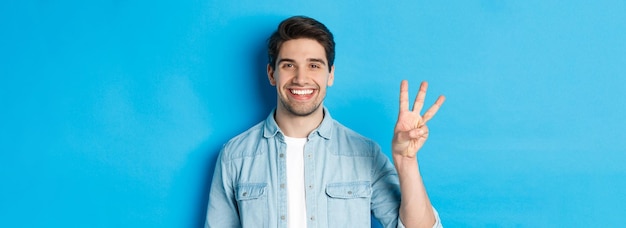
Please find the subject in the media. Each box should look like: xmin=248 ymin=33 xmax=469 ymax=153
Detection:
xmin=274 ymin=106 xmax=324 ymax=138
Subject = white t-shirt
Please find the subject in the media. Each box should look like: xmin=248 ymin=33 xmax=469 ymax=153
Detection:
xmin=284 ymin=136 xmax=308 ymax=228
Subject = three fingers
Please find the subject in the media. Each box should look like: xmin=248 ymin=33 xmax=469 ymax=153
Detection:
xmin=399 ymin=80 xmax=446 ymax=125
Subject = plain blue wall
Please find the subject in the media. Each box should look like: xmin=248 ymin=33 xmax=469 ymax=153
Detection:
xmin=1 ymin=0 xmax=625 ymax=227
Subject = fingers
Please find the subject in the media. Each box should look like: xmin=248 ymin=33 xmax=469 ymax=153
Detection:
xmin=412 ymin=81 xmax=428 ymax=113
xmin=399 ymin=80 xmax=409 ymax=111
xmin=395 ymin=125 xmax=429 ymax=142
xmin=399 ymin=80 xmax=446 ymax=124
xmin=422 ymin=95 xmax=446 ymax=124
xmin=408 ymin=125 xmax=429 ymax=139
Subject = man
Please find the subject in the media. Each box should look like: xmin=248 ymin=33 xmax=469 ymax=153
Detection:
xmin=206 ymin=16 xmax=445 ymax=228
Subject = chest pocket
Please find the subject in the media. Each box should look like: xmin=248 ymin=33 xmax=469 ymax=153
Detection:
xmin=326 ymin=181 xmax=372 ymax=199
xmin=326 ymin=181 xmax=372 ymax=227
xmin=236 ymin=183 xmax=267 ymax=201
xmin=235 ymin=183 xmax=268 ymax=228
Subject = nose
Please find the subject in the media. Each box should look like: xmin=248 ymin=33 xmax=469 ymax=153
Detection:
xmin=292 ymin=68 xmax=308 ymax=85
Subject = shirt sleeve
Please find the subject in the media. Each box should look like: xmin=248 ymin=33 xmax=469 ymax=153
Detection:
xmin=205 ymin=148 xmax=241 ymax=228
xmin=369 ymin=142 xmax=403 ymax=227
xmin=369 ymin=141 xmax=443 ymax=228
xmin=396 ymin=207 xmax=443 ymax=228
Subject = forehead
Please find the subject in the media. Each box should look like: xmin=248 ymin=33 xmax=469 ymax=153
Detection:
xmin=278 ymin=38 xmax=327 ymax=61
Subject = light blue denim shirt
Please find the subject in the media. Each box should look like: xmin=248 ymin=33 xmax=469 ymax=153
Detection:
xmin=206 ymin=108 xmax=442 ymax=228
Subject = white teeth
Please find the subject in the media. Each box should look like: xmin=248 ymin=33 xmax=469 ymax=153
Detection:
xmin=290 ymin=89 xmax=313 ymax=95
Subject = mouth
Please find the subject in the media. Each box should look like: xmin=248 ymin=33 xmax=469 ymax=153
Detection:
xmin=288 ymin=88 xmax=316 ymax=100
xmin=290 ymin=89 xmax=314 ymax=95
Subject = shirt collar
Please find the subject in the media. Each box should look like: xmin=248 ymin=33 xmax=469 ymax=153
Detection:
xmin=263 ymin=107 xmax=333 ymax=140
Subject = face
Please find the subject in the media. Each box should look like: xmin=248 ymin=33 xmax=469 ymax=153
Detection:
xmin=267 ymin=38 xmax=335 ymax=117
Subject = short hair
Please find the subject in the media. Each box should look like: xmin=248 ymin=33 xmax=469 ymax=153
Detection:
xmin=267 ymin=16 xmax=335 ymax=72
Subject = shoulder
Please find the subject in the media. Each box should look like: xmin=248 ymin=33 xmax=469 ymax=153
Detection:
xmin=329 ymin=120 xmax=381 ymax=156
xmin=220 ymin=121 xmax=267 ymax=161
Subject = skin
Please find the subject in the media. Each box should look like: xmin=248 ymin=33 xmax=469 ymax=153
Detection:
xmin=392 ymin=80 xmax=446 ymax=227
xmin=267 ymin=38 xmax=334 ymax=138
xmin=268 ymin=38 xmax=445 ymax=227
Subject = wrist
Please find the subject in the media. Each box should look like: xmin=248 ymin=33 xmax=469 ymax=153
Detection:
xmin=393 ymin=154 xmax=419 ymax=171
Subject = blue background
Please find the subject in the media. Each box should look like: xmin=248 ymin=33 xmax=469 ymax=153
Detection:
xmin=1 ymin=0 xmax=625 ymax=227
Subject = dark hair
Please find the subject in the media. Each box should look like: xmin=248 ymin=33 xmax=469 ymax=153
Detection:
xmin=267 ymin=16 xmax=335 ymax=72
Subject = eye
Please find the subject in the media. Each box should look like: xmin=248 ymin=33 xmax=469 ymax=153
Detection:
xmin=310 ymin=64 xmax=320 ymax=69
xmin=282 ymin=63 xmax=294 ymax=68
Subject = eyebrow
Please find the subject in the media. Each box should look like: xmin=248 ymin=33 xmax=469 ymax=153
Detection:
xmin=308 ymin=58 xmax=327 ymax=66
xmin=277 ymin=58 xmax=327 ymax=66
xmin=277 ymin=58 xmax=296 ymax=65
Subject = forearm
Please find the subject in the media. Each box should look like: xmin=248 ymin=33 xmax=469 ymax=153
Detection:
xmin=393 ymin=155 xmax=435 ymax=228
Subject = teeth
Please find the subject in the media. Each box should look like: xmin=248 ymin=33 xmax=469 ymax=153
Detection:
xmin=291 ymin=89 xmax=313 ymax=95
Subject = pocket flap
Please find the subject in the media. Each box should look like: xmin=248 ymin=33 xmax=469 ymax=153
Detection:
xmin=326 ymin=181 xmax=372 ymax=199
xmin=236 ymin=183 xmax=267 ymax=201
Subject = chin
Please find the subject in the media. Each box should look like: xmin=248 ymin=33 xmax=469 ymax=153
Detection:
xmin=284 ymin=103 xmax=321 ymax=117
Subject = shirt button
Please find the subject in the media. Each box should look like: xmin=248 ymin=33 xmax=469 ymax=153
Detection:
xmin=281 ymin=215 xmax=285 ymax=220
xmin=242 ymin=192 xmax=247 ymax=196
xmin=280 ymin=184 xmax=285 ymax=189
xmin=279 ymin=153 xmax=284 ymax=158
xmin=308 ymin=185 xmax=313 ymax=189
xmin=347 ymin=191 xmax=353 ymax=195
xmin=310 ymin=216 xmax=315 ymax=221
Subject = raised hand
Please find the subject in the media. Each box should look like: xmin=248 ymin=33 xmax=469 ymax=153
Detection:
xmin=392 ymin=80 xmax=445 ymax=158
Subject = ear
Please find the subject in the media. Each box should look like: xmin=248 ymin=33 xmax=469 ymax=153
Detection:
xmin=267 ymin=64 xmax=276 ymax=86
xmin=327 ymin=65 xmax=335 ymax=87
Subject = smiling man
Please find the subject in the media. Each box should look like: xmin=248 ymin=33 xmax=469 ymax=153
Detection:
xmin=270 ymin=38 xmax=334 ymax=137
xmin=206 ymin=16 xmax=445 ymax=228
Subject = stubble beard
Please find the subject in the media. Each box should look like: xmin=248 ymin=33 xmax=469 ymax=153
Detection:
xmin=279 ymin=97 xmax=322 ymax=117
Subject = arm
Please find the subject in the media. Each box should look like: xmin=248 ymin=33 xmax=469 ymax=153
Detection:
xmin=392 ymin=80 xmax=445 ymax=228
xmin=205 ymin=149 xmax=241 ymax=228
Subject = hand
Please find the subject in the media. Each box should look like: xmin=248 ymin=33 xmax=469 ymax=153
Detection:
xmin=392 ymin=80 xmax=445 ymax=158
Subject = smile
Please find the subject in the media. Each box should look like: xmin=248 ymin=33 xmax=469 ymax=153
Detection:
xmin=290 ymin=89 xmax=314 ymax=95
